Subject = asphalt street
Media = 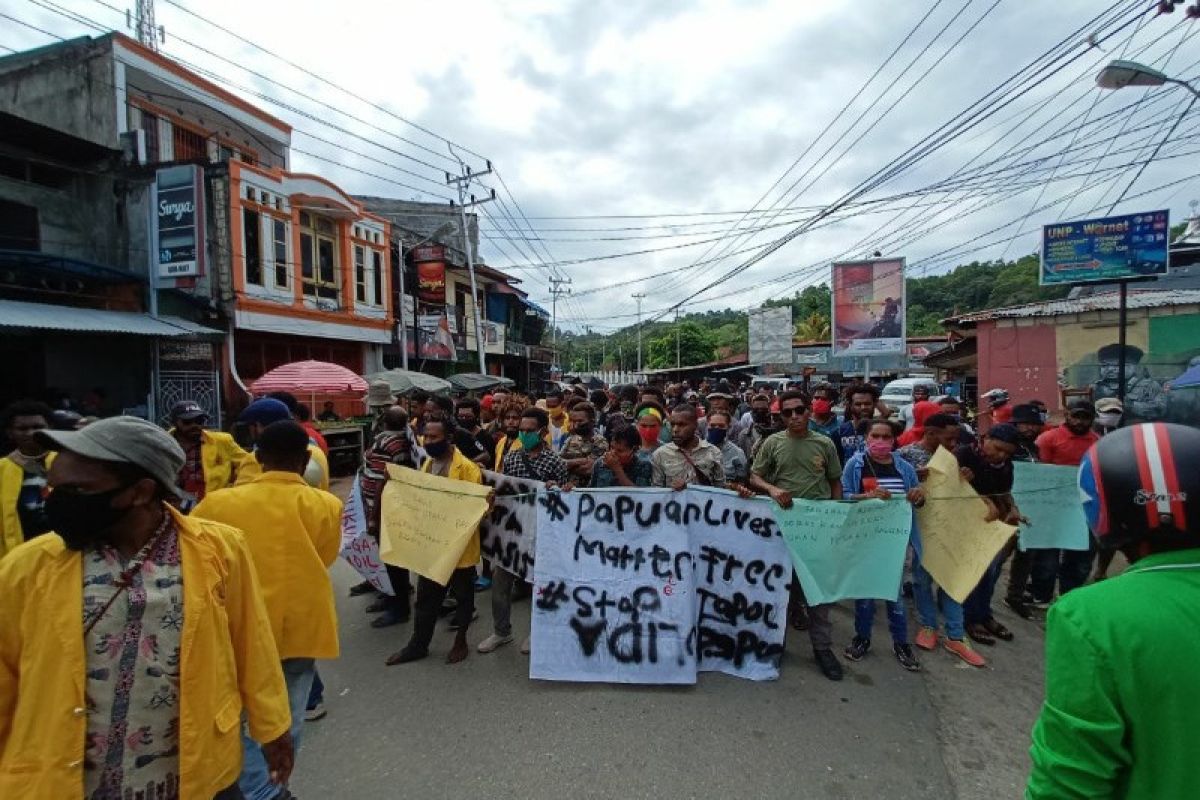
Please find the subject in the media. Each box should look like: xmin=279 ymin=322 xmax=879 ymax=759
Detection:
xmin=291 ymin=479 xmax=1052 ymax=800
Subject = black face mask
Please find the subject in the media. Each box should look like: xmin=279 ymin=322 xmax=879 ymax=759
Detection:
xmin=45 ymin=486 xmax=130 ymax=551
xmin=575 ymin=423 xmax=594 ymax=438
xmin=751 ymin=409 xmax=769 ymax=423
xmin=425 ymin=440 xmax=450 ymax=458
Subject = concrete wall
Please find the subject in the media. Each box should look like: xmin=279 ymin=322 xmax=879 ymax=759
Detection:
xmin=0 ymin=38 xmax=117 ymax=150
xmin=978 ymin=321 xmax=1060 ymax=407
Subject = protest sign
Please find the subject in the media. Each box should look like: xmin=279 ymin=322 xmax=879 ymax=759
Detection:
xmin=480 ymin=469 xmax=542 ymax=582
xmin=777 ymin=497 xmax=911 ymax=604
xmin=915 ymin=447 xmax=1015 ymax=603
xmin=1012 ymin=461 xmax=1090 ymax=551
xmin=530 ymin=486 xmax=790 ymax=684
xmin=379 ymin=465 xmax=491 ymax=585
xmin=338 ymin=475 xmax=393 ymax=595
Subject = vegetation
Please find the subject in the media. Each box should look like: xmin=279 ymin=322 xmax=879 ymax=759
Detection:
xmin=554 ymin=252 xmax=1075 ymax=372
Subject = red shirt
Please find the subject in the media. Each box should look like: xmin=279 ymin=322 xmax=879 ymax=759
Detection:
xmin=302 ymin=422 xmax=330 ymax=454
xmin=1035 ymin=426 xmax=1099 ymax=466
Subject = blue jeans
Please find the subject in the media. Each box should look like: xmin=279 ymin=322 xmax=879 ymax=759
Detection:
xmin=912 ymin=562 xmax=964 ymax=639
xmin=306 ymin=669 xmax=324 ymax=710
xmin=240 ymin=657 xmax=315 ymax=800
xmin=853 ymin=598 xmax=907 ymax=643
xmin=964 ymin=551 xmax=1005 ymax=626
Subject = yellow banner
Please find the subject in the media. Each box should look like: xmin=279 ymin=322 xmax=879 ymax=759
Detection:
xmin=380 ymin=464 xmax=491 ymax=585
xmin=915 ymin=447 xmax=1016 ymax=603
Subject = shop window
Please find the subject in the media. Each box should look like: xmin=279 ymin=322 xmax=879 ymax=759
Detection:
xmin=354 ymin=245 xmax=366 ymax=303
xmin=272 ymin=218 xmax=288 ymax=288
xmin=300 ymin=213 xmax=339 ymax=301
xmin=243 ymin=208 xmax=262 ymax=285
xmin=372 ymin=250 xmax=384 ymax=306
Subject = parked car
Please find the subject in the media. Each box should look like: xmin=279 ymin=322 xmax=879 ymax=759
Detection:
xmin=880 ymin=376 xmax=941 ymax=414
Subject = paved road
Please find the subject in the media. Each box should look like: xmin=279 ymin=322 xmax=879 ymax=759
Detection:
xmin=290 ymin=479 xmax=1048 ymax=799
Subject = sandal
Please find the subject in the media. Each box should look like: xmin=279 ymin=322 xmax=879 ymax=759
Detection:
xmin=982 ymin=618 xmax=1014 ymax=642
xmin=965 ymin=623 xmax=995 ymax=646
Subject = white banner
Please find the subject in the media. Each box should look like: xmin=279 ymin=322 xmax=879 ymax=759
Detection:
xmin=481 ymin=470 xmax=543 ymax=583
xmin=338 ymin=476 xmax=394 ymax=595
xmin=529 ymin=487 xmax=790 ymax=684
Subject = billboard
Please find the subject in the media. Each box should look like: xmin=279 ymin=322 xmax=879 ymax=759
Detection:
xmin=748 ymin=306 xmax=793 ymax=366
xmin=416 ymin=303 xmax=458 ymax=361
xmin=832 ymin=258 xmax=905 ymax=356
xmin=155 ymin=165 xmax=205 ymax=279
xmin=1041 ymin=210 xmax=1170 ymax=285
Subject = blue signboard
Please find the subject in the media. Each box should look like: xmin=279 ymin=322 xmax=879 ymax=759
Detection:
xmin=1041 ymin=210 xmax=1169 ymax=286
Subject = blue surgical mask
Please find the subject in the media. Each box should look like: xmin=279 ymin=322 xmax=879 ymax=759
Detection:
xmin=706 ymin=428 xmax=728 ymax=445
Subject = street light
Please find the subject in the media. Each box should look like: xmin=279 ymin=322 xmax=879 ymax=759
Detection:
xmin=1094 ymin=59 xmax=1199 ymax=403
xmin=1096 ymin=59 xmax=1200 ymax=98
xmin=399 ymin=222 xmax=455 ymax=370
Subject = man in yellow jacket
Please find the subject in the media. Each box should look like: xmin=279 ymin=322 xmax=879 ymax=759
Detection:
xmin=0 ymin=415 xmax=292 ymax=799
xmin=234 ymin=398 xmax=329 ymax=491
xmin=192 ymin=420 xmax=342 ymax=800
xmin=387 ymin=415 xmax=483 ymax=667
xmin=168 ymin=400 xmax=249 ymax=511
xmin=1 ymin=400 xmax=54 ymax=559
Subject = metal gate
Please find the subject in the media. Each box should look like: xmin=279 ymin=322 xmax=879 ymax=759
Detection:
xmin=155 ymin=341 xmax=221 ymax=428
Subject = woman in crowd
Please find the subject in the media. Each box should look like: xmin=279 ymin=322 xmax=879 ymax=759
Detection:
xmin=633 ymin=401 xmax=666 ymax=456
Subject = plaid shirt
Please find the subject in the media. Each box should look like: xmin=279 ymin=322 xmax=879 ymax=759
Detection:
xmin=502 ymin=446 xmax=570 ymax=485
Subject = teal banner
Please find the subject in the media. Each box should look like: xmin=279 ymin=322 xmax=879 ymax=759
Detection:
xmin=1012 ymin=461 xmax=1091 ymax=551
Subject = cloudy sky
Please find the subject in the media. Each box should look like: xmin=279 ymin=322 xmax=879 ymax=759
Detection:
xmin=8 ymin=0 xmax=1200 ymax=331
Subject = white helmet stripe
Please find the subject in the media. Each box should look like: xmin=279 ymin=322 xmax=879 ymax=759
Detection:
xmin=1139 ymin=423 xmax=1173 ymax=517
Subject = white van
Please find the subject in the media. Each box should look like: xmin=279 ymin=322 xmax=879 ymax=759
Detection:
xmin=880 ymin=377 xmax=940 ymax=414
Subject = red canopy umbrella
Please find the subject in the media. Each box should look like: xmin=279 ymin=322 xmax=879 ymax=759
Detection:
xmin=250 ymin=360 xmax=368 ymax=395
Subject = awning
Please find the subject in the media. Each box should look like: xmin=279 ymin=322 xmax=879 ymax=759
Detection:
xmin=0 ymin=298 xmax=224 ymax=338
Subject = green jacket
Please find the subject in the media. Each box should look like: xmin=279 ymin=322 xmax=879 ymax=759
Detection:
xmin=1027 ymin=547 xmax=1200 ymax=799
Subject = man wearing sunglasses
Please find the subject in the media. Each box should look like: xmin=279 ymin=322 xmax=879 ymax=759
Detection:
xmin=749 ymin=390 xmax=845 ymax=680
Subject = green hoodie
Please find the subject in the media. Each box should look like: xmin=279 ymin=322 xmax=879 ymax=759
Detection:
xmin=1027 ymin=547 xmax=1200 ymax=799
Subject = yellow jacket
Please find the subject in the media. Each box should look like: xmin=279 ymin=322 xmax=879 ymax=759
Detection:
xmin=0 ymin=507 xmax=290 ymax=799
xmin=236 ymin=444 xmax=329 ymax=491
xmin=422 ymin=448 xmax=482 ymax=568
xmin=196 ymin=430 xmax=249 ymax=495
xmin=192 ymin=472 xmax=342 ymax=660
xmin=0 ymin=453 xmax=54 ymax=561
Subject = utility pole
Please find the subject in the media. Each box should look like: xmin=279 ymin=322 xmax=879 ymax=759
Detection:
xmin=633 ymin=292 xmax=646 ymax=372
xmin=675 ymin=309 xmax=682 ymax=369
xmin=446 ymin=153 xmax=495 ymax=375
xmin=549 ymin=276 xmax=571 ymax=368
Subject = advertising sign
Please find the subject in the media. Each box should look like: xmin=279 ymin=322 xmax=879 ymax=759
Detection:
xmin=748 ymin=306 xmax=793 ymax=366
xmin=1041 ymin=210 xmax=1169 ymax=285
xmin=416 ymin=304 xmax=458 ymax=361
xmin=832 ymin=258 xmax=905 ymax=356
xmin=416 ymin=260 xmax=447 ymax=303
xmin=155 ymin=165 xmax=205 ymax=279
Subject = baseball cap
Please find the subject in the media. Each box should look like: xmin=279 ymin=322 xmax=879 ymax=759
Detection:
xmin=35 ymin=416 xmax=186 ymax=495
xmin=170 ymin=400 xmax=207 ymax=421
xmin=1010 ymin=403 xmax=1042 ymax=425
xmin=239 ymin=398 xmax=292 ymax=426
xmin=1067 ymin=398 xmax=1096 ymax=416
xmin=987 ymin=423 xmax=1020 ymax=445
xmin=1095 ymin=397 xmax=1124 ymax=414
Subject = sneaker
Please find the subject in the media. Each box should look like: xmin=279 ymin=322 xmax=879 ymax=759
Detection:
xmin=520 ymin=636 xmax=531 ymax=655
xmin=304 ymin=702 xmax=327 ymax=721
xmin=474 ymin=575 xmax=492 ymax=592
xmin=943 ymin=638 xmax=987 ymax=668
xmin=1028 ymin=598 xmax=1052 ymax=610
xmin=1003 ymin=596 xmax=1034 ymax=620
xmin=348 ymin=580 xmax=374 ymax=596
xmin=477 ymin=633 xmax=514 ymax=653
xmin=893 ymin=643 xmax=920 ymax=672
xmin=447 ymin=609 xmax=480 ymax=631
xmin=813 ymin=648 xmax=844 ymax=681
xmin=844 ymin=636 xmax=871 ymax=662
xmin=915 ymin=627 xmax=938 ymax=651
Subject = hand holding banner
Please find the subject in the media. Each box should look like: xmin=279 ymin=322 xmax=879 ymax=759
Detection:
xmin=1012 ymin=461 xmax=1090 ymax=551
xmin=914 ymin=447 xmax=1015 ymax=603
xmin=480 ymin=469 xmax=542 ymax=582
xmin=338 ymin=475 xmax=393 ymax=594
xmin=777 ymin=497 xmax=912 ymax=604
xmin=379 ymin=464 xmax=491 ymax=585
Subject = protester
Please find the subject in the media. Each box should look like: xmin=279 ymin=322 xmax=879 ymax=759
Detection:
xmin=604 ymin=384 xmax=640 ymax=440
xmin=559 ymin=401 xmax=609 ymax=482
xmin=936 ymin=394 xmax=977 ymax=445
xmin=0 ymin=416 xmax=293 ymax=798
xmin=700 ymin=386 xmax=743 ymax=440
xmin=237 ymin=398 xmax=330 ymax=490
xmin=979 ymin=387 xmax=1013 ymax=427
xmin=192 ymin=421 xmax=342 ymax=800
xmin=1000 ymin=403 xmax=1045 ymax=620
xmin=1027 ymin=423 xmax=1200 ymax=799
xmin=706 ymin=410 xmax=749 ymax=488
xmin=168 ymin=400 xmax=248 ymax=511
xmin=544 ymin=388 xmax=571 ymax=448
xmin=841 ymin=419 xmax=924 ymax=671
xmin=898 ymin=384 xmax=932 ymax=431
xmin=479 ymin=393 xmax=498 ymax=435
xmin=807 ymin=383 xmax=842 ymax=442
xmin=736 ymin=393 xmax=774 ymax=461
xmin=634 ymin=402 xmax=666 ymax=455
xmin=836 ymin=383 xmax=879 ymax=463
xmin=749 ymin=390 xmax=845 ymax=680
xmin=493 ymin=395 xmax=530 ymax=470
xmin=959 ymin=423 xmax=1022 ymax=646
xmin=317 ymin=400 xmax=341 ymax=422
xmin=267 ymin=392 xmax=329 ymax=455
xmin=1093 ymin=397 xmax=1123 ymax=435
xmin=407 ymin=389 xmax=430 ymax=436
xmin=590 ymin=425 xmax=653 ymax=487
xmin=1028 ymin=399 xmax=1100 ymax=605
xmin=480 ymin=407 xmax=569 ymax=656
xmin=902 ymin=416 xmax=988 ymax=668
xmin=896 ymin=400 xmax=939 ymax=448
xmin=356 ymin=406 xmax=419 ymax=625
xmin=455 ymin=398 xmax=497 ymax=469
xmin=1 ymin=399 xmax=53 ymax=558
xmin=388 ymin=416 xmax=482 ymax=665
xmin=651 ymin=404 xmax=725 ymax=490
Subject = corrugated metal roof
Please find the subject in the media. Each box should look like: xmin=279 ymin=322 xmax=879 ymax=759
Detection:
xmin=0 ymin=299 xmax=223 ymax=338
xmin=942 ymin=289 xmax=1200 ymax=325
